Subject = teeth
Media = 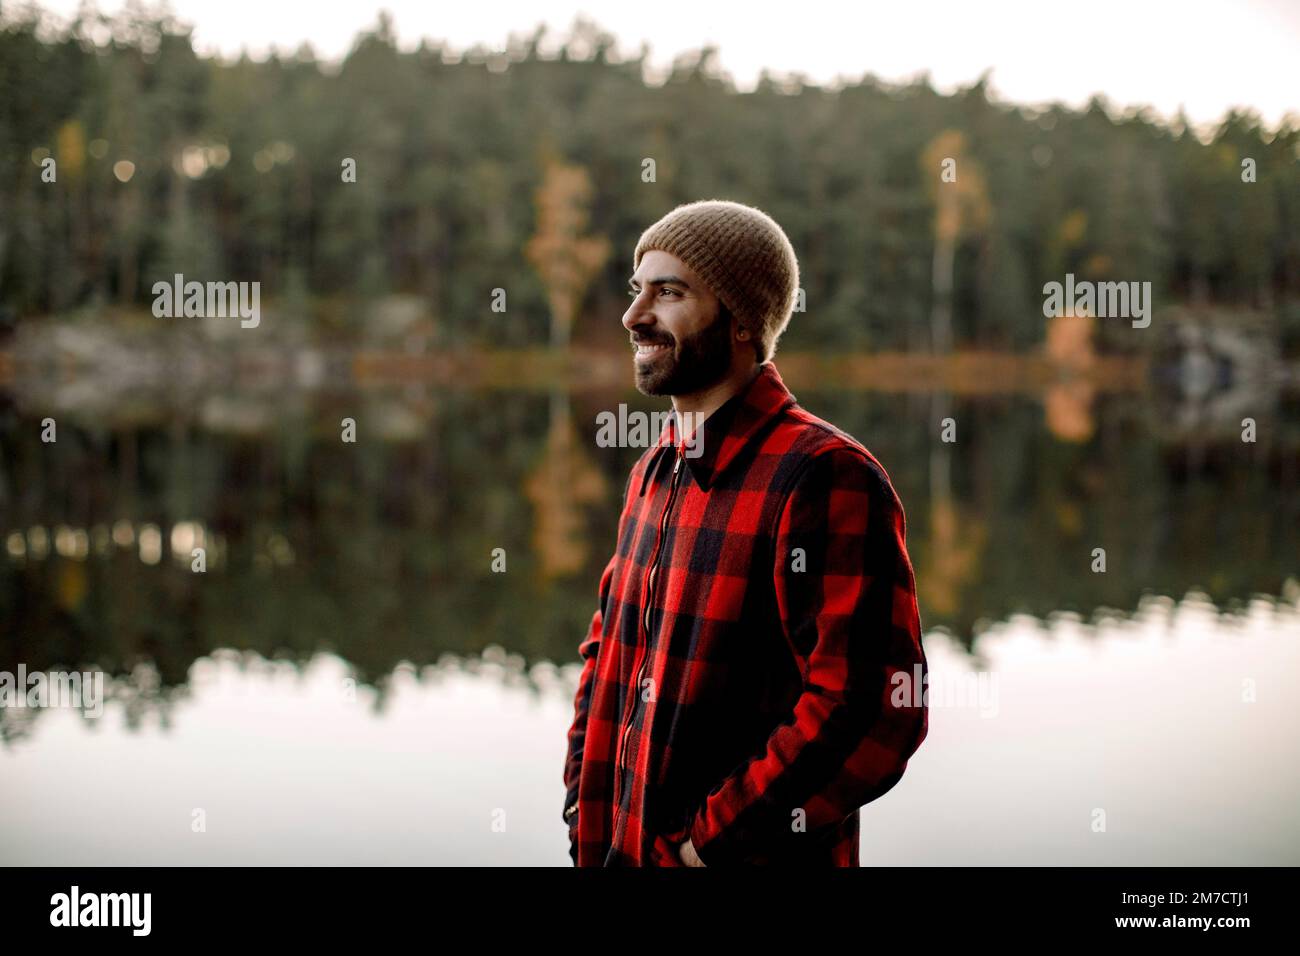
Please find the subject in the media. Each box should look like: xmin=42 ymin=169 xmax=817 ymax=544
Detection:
xmin=636 ymin=343 xmax=670 ymax=353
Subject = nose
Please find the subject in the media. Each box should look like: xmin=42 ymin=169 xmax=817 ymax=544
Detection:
xmin=622 ymin=288 xmax=656 ymax=336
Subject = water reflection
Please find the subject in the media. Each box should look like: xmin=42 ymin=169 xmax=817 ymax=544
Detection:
xmin=3 ymin=379 xmax=1295 ymax=712
xmin=1 ymin=354 xmax=1297 ymax=860
xmin=2 ymin=592 xmax=1296 ymax=864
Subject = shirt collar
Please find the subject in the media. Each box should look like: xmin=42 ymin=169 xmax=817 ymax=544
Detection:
xmin=640 ymin=361 xmax=797 ymax=495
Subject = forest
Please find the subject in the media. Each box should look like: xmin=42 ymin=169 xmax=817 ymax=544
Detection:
xmin=1 ymin=4 xmax=1296 ymax=356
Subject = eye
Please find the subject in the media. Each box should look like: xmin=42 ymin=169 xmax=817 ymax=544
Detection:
xmin=628 ymin=287 xmax=680 ymax=297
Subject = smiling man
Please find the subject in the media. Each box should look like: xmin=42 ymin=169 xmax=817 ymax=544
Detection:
xmin=562 ymin=199 xmax=929 ymax=867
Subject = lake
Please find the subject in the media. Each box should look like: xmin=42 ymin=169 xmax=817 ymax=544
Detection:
xmin=2 ymin=359 xmax=1297 ymax=864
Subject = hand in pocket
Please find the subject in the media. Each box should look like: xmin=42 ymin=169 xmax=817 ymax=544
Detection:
xmin=650 ymin=832 xmax=688 ymax=867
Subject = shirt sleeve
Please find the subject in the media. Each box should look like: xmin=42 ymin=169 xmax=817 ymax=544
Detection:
xmin=561 ymin=467 xmax=635 ymax=828
xmin=685 ymin=444 xmax=930 ymax=865
xmin=562 ymin=553 xmax=614 ymax=825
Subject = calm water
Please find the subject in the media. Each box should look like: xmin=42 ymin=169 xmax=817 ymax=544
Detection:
xmin=2 ymin=375 xmax=1297 ymax=864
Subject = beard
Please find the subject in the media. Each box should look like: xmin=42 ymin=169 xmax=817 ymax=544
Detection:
xmin=633 ymin=306 xmax=734 ymax=397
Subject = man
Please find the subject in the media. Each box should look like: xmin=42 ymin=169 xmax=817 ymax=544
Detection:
xmin=562 ymin=199 xmax=929 ymax=866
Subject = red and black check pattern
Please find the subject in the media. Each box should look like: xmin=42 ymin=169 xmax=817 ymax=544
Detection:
xmin=563 ymin=361 xmax=929 ymax=866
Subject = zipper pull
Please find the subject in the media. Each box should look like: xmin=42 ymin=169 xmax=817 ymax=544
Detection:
xmin=673 ymin=445 xmax=683 ymax=475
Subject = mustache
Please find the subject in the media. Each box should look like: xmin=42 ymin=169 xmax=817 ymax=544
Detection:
xmin=631 ymin=335 xmax=674 ymax=346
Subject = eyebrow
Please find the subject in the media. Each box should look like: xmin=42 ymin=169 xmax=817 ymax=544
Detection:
xmin=629 ymin=275 xmax=691 ymax=289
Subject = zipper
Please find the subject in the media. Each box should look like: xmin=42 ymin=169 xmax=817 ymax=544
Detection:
xmin=614 ymin=442 xmax=685 ymax=806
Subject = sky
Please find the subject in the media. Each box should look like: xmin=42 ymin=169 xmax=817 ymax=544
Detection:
xmin=32 ymin=0 xmax=1300 ymax=129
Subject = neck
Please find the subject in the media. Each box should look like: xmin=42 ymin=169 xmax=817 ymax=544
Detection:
xmin=670 ymin=360 xmax=762 ymax=435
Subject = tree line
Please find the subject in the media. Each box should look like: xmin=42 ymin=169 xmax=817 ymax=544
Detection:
xmin=1 ymin=5 xmax=1297 ymax=353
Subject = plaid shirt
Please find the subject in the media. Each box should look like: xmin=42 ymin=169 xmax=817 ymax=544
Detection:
xmin=563 ymin=360 xmax=929 ymax=866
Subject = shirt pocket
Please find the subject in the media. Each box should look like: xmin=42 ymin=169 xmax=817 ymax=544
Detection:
xmin=649 ymin=831 xmax=688 ymax=867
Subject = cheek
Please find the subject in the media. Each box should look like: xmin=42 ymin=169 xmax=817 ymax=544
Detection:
xmin=672 ymin=308 xmax=711 ymax=340
xmin=659 ymin=318 xmax=687 ymax=343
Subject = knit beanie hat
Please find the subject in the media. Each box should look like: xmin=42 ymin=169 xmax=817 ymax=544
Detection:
xmin=633 ymin=199 xmax=799 ymax=364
